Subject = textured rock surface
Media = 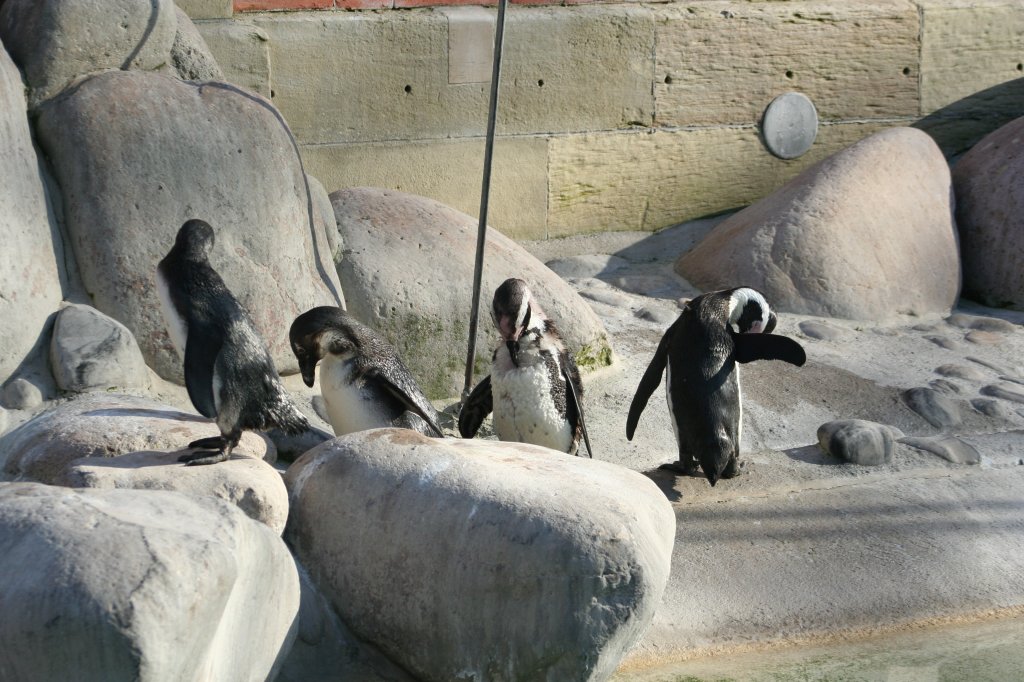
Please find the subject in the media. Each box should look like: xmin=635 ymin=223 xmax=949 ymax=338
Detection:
xmin=0 ymin=483 xmax=299 ymax=681
xmin=195 ymin=19 xmax=271 ymax=98
xmin=953 ymin=115 xmax=1024 ymax=310
xmin=59 ymin=450 xmax=289 ymax=534
xmin=285 ymin=429 xmax=674 ymax=681
xmin=899 ymin=435 xmax=980 ymax=465
xmin=817 ymin=419 xmax=895 ymax=466
xmin=50 ymin=304 xmax=150 ymax=394
xmin=330 ymin=188 xmax=610 ymax=398
xmin=901 ymin=386 xmax=962 ymax=428
xmin=0 ymin=393 xmax=273 ymax=482
xmin=0 ymin=0 xmax=178 ymax=108
xmin=676 ymin=128 xmax=960 ymax=320
xmin=169 ymin=5 xmax=224 ymax=82
xmin=0 ymin=44 xmax=63 ymax=383
xmin=34 ymin=70 xmax=343 ymax=381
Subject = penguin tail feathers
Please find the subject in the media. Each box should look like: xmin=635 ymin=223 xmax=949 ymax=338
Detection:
xmin=268 ymin=396 xmax=311 ymax=435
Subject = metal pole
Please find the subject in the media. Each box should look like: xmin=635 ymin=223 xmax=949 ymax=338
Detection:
xmin=462 ymin=0 xmax=510 ymax=402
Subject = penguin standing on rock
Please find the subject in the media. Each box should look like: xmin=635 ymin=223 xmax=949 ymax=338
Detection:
xmin=459 ymin=278 xmax=593 ymax=457
xmin=626 ymin=287 xmax=806 ymax=485
xmin=156 ymin=219 xmax=310 ymax=465
xmin=289 ymin=306 xmax=444 ymax=437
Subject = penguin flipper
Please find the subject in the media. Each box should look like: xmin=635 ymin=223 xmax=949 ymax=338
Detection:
xmin=369 ymin=368 xmax=445 ymax=437
xmin=626 ymin=327 xmax=673 ymax=441
xmin=183 ymin=322 xmax=224 ymax=419
xmin=458 ymin=376 xmax=493 ymax=439
xmin=562 ymin=357 xmax=593 ymax=459
xmin=733 ymin=333 xmax=806 ymax=366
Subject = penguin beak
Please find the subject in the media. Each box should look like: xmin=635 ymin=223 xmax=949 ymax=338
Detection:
xmin=299 ymin=357 xmax=317 ymax=388
xmin=506 ymin=339 xmax=520 ymax=367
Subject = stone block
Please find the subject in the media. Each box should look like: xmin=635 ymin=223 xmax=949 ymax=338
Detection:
xmin=176 ymin=0 xmax=233 ymax=19
xmin=300 ymin=135 xmax=549 ymax=239
xmin=654 ymin=1 xmax=920 ymax=127
xmin=254 ymin=6 xmax=654 ymax=144
xmin=440 ymin=6 xmax=494 ymax=84
xmin=196 ymin=19 xmax=272 ymax=97
xmin=547 ymin=120 xmax=897 ymax=236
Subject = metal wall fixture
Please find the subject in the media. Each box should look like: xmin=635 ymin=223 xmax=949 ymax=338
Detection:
xmin=761 ymin=92 xmax=819 ymax=160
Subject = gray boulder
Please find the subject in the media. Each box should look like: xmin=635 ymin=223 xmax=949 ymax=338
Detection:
xmin=169 ymin=5 xmax=224 ymax=82
xmin=0 ymin=44 xmax=63 ymax=383
xmin=953 ymin=115 xmax=1024 ymax=309
xmin=899 ymin=436 xmax=980 ymax=465
xmin=0 ymin=483 xmax=299 ymax=681
xmin=0 ymin=0 xmax=178 ymax=108
xmin=817 ymin=419 xmax=895 ymax=466
xmin=676 ymin=127 xmax=960 ymax=320
xmin=50 ymin=303 xmax=151 ymax=394
xmin=34 ymin=70 xmax=343 ymax=381
xmin=0 ymin=392 xmax=273 ymax=482
xmin=59 ymin=450 xmax=289 ymax=534
xmin=901 ymin=386 xmax=962 ymax=428
xmin=330 ymin=188 xmax=611 ymax=399
xmin=285 ymin=428 xmax=674 ymax=682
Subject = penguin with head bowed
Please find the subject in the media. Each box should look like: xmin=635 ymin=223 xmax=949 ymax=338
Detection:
xmin=459 ymin=278 xmax=593 ymax=457
xmin=156 ymin=218 xmax=310 ymax=465
xmin=289 ymin=306 xmax=444 ymax=437
xmin=626 ymin=286 xmax=806 ymax=485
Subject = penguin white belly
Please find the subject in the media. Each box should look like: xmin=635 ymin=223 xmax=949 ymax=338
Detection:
xmin=320 ymin=353 xmax=393 ymax=436
xmin=491 ymin=353 xmax=573 ymax=453
xmin=155 ymin=268 xmax=187 ymax=358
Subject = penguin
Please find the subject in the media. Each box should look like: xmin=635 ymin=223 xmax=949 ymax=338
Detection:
xmin=625 ymin=287 xmax=806 ymax=485
xmin=156 ymin=218 xmax=310 ymax=465
xmin=459 ymin=278 xmax=593 ymax=457
xmin=289 ymin=306 xmax=444 ymax=437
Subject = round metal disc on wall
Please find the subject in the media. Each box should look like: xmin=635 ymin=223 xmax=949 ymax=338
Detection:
xmin=761 ymin=92 xmax=819 ymax=160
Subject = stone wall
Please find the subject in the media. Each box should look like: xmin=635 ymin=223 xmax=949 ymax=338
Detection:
xmin=186 ymin=0 xmax=1024 ymax=239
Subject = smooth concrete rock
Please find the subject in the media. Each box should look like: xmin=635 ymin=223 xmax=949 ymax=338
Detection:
xmin=1 ymin=377 xmax=43 ymax=411
xmin=0 ymin=0 xmax=178 ymax=108
xmin=953 ymin=115 xmax=1024 ymax=309
xmin=49 ymin=304 xmax=150 ymax=394
xmin=0 ymin=44 xmax=63 ymax=384
xmin=980 ymin=382 xmax=1024 ymax=405
xmin=965 ymin=330 xmax=1003 ymax=346
xmin=798 ymin=320 xmax=848 ymax=342
xmin=899 ymin=435 xmax=980 ymax=465
xmin=34 ymin=70 xmax=343 ymax=381
xmin=277 ymin=565 xmax=415 ymax=682
xmin=0 ymin=483 xmax=299 ymax=681
xmin=330 ymin=188 xmax=610 ymax=399
xmin=945 ymin=313 xmax=1018 ymax=333
xmin=546 ymin=254 xmax=630 ymax=280
xmin=901 ymin=387 xmax=962 ymax=428
xmin=580 ymin=287 xmax=633 ymax=308
xmin=971 ymin=398 xmax=1017 ymax=420
xmin=676 ymin=128 xmax=959 ymax=321
xmin=635 ymin=306 xmax=679 ymax=326
xmin=59 ymin=450 xmax=289 ymax=534
xmin=0 ymin=393 xmax=273 ymax=482
xmin=935 ymin=363 xmax=989 ymax=382
xmin=817 ymin=419 xmax=895 ymax=466
xmin=285 ymin=429 xmax=674 ymax=682
xmin=170 ymin=5 xmax=224 ymax=82
xmin=929 ymin=378 xmax=961 ymax=397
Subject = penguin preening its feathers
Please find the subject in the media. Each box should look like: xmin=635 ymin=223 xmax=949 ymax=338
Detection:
xmin=459 ymin=278 xmax=593 ymax=457
xmin=626 ymin=287 xmax=805 ymax=485
xmin=157 ymin=219 xmax=310 ymax=465
xmin=289 ymin=306 xmax=444 ymax=438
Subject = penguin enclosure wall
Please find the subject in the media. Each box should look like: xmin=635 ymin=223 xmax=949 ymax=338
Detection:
xmin=185 ymin=0 xmax=1024 ymax=239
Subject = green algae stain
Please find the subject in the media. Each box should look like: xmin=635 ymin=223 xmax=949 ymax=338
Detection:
xmin=574 ymin=335 xmax=614 ymax=373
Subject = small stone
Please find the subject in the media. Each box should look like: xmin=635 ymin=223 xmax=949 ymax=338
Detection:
xmin=912 ymin=322 xmax=941 ymax=332
xmin=611 ymin=274 xmax=684 ymax=298
xmin=899 ymin=436 xmax=980 ymax=465
xmin=924 ymin=335 xmax=961 ymax=351
xmin=967 ymin=317 xmax=1017 ymax=333
xmin=635 ymin=307 xmax=678 ymax=326
xmin=579 ymin=288 xmax=632 ymax=308
xmin=817 ymin=419 xmax=894 ymax=466
xmin=965 ymin=330 xmax=1002 ymax=345
xmin=934 ymin=364 xmax=988 ymax=382
xmin=50 ymin=303 xmax=150 ymax=393
xmin=980 ymin=383 xmax=1024 ymax=405
xmin=799 ymin=321 xmax=847 ymax=341
xmin=967 ymin=356 xmax=1014 ymax=375
xmin=971 ymin=398 xmax=1016 ymax=419
xmin=1 ymin=378 xmax=43 ymax=410
xmin=545 ymin=254 xmax=628 ymax=279
xmin=901 ymin=387 xmax=962 ymax=428
xmin=929 ymin=379 xmax=961 ymax=396
xmin=944 ymin=313 xmax=976 ymax=329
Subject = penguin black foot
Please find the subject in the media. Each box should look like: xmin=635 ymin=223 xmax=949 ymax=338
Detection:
xmin=658 ymin=460 xmax=701 ymax=477
xmin=187 ymin=435 xmax=226 ymax=450
xmin=720 ymin=456 xmax=744 ymax=479
xmin=178 ymin=449 xmax=230 ymax=466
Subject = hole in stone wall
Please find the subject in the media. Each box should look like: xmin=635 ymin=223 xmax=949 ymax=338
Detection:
xmin=664 ymin=75 xmax=673 ymax=84
xmin=1017 ymin=63 xmax=1023 ymax=71
xmin=404 ymin=85 xmax=412 ymax=94
xmin=270 ymin=89 xmax=276 ymax=98
xmin=785 ymin=70 xmax=794 ymax=79
xmin=537 ymin=79 xmax=544 ymax=87
xmin=902 ymin=67 xmax=911 ymax=76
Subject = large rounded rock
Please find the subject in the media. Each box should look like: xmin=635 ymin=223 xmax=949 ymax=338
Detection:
xmin=0 ymin=393 xmax=273 ymax=482
xmin=169 ymin=5 xmax=224 ymax=83
xmin=50 ymin=303 xmax=151 ymax=394
xmin=331 ymin=188 xmax=611 ymax=398
xmin=0 ymin=0 xmax=178 ymax=108
xmin=285 ymin=429 xmax=674 ymax=682
xmin=0 ymin=483 xmax=299 ymax=681
xmin=953 ymin=115 xmax=1024 ymax=309
xmin=0 ymin=44 xmax=63 ymax=382
xmin=34 ymin=70 xmax=343 ymax=381
xmin=676 ymin=128 xmax=960 ymax=320
xmin=817 ymin=419 xmax=896 ymax=466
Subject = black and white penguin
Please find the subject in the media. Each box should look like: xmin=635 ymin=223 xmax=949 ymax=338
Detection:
xmin=156 ymin=219 xmax=310 ymax=465
xmin=289 ymin=306 xmax=444 ymax=437
xmin=459 ymin=278 xmax=593 ymax=457
xmin=625 ymin=287 xmax=805 ymax=485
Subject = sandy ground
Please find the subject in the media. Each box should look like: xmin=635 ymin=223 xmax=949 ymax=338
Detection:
xmin=519 ymin=217 xmax=1024 ymax=675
